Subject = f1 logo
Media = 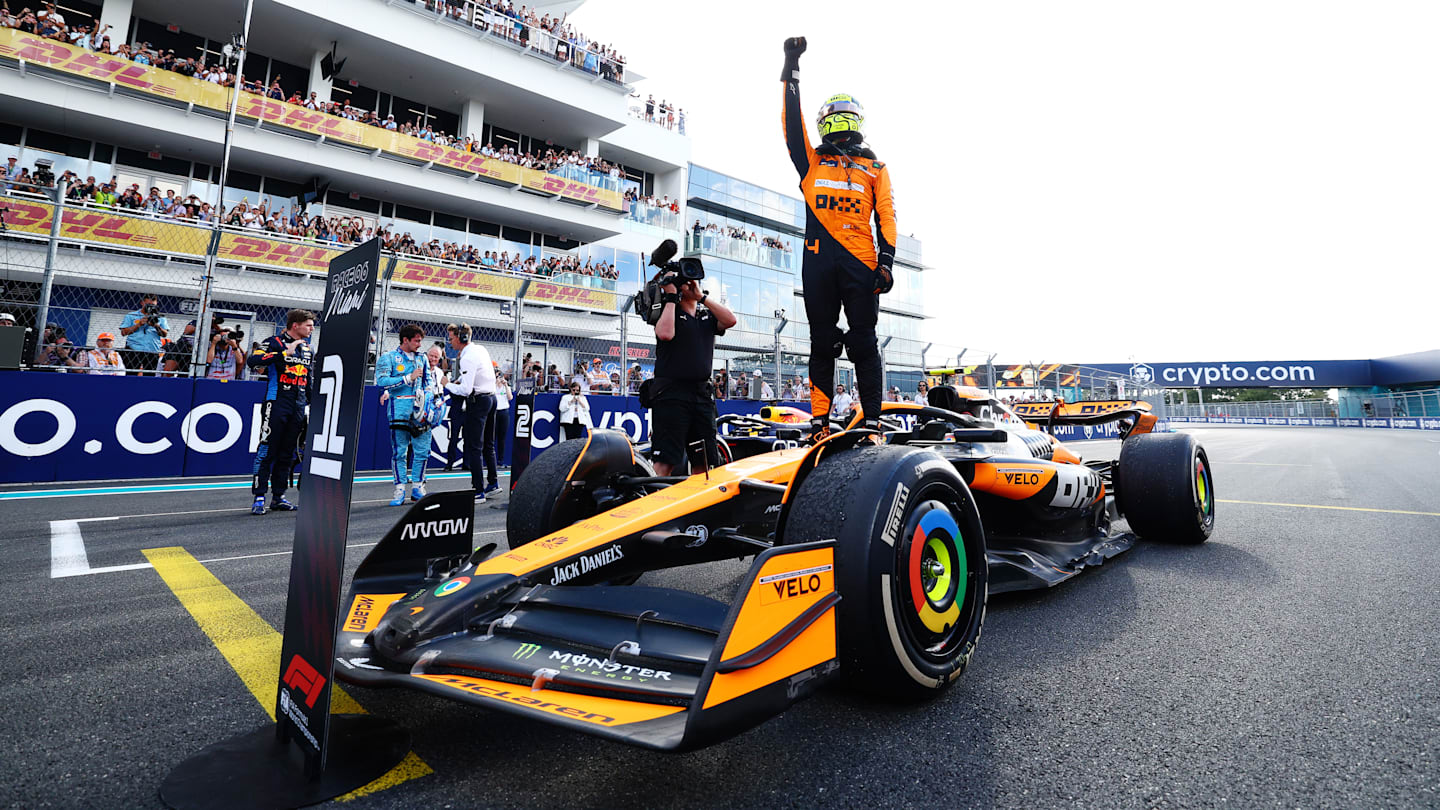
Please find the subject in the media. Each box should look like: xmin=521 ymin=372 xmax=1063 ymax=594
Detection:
xmin=282 ymin=654 xmax=327 ymax=708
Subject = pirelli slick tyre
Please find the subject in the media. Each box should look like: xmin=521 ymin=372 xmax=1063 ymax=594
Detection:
xmin=1116 ymin=432 xmax=1215 ymax=545
xmin=507 ymin=434 xmax=645 ymax=552
xmin=784 ymin=445 xmax=987 ymax=700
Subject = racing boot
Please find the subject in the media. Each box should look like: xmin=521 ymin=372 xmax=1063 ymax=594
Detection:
xmin=270 ymin=497 xmax=298 ymax=512
xmin=250 ymin=496 xmax=266 ymax=516
xmin=860 ymin=416 xmax=885 ymax=445
xmin=389 ymin=484 xmax=406 ymax=507
xmin=411 ymin=482 xmax=426 ymax=502
xmin=809 ymin=415 xmax=832 ymax=444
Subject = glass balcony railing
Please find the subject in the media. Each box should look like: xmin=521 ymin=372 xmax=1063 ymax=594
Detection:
xmin=549 ymin=272 xmax=617 ymax=292
xmin=625 ymin=202 xmax=681 ymax=231
xmin=687 ymin=233 xmax=796 ymax=272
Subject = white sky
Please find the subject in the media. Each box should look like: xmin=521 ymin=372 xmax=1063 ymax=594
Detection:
xmin=571 ymin=1 xmax=1439 ymax=364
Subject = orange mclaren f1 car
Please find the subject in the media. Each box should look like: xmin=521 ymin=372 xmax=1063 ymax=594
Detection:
xmin=334 ymin=384 xmax=1214 ymax=750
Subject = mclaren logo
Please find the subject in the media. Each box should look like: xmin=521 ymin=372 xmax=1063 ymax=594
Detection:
xmin=513 ymin=643 xmax=542 ymax=660
xmin=882 ymin=483 xmax=911 ymax=547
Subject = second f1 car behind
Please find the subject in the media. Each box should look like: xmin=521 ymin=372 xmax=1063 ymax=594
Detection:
xmin=335 ymin=389 xmax=1214 ymax=751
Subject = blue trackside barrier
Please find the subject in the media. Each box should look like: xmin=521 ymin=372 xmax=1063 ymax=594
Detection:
xmin=1168 ymin=415 xmax=1438 ymax=430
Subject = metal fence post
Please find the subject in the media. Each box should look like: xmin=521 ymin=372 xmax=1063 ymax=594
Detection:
xmin=618 ymin=306 xmax=628 ymax=391
xmin=372 ymin=254 xmax=397 ymax=366
xmin=34 ymin=181 xmax=68 ymax=340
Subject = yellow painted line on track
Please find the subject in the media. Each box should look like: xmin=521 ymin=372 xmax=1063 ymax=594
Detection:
xmin=143 ymin=546 xmax=432 ymax=801
xmin=1219 ymin=499 xmax=1440 ymax=517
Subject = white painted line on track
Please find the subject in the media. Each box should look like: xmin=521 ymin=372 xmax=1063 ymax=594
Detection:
xmin=49 ymin=528 xmax=507 ymax=577
xmin=50 ymin=517 xmax=118 ymax=577
xmin=22 ymin=493 xmax=508 ymax=522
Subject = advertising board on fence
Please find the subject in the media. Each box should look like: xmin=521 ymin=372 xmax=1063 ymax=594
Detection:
xmin=0 ymin=201 xmax=616 ymax=310
xmin=1169 ymin=415 xmax=1437 ymax=430
xmin=7 ymin=378 xmax=1439 ymax=485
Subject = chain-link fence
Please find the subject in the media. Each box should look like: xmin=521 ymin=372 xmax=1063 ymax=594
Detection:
xmin=1170 ymin=388 xmax=1440 ymax=420
xmin=0 ymin=186 xmax=1237 ymax=429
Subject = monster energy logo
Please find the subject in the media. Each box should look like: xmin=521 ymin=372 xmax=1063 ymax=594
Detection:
xmin=513 ymin=643 xmax=541 ymax=660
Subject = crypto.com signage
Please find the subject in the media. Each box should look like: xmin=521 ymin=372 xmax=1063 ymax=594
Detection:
xmin=1085 ymin=360 xmax=1375 ymax=388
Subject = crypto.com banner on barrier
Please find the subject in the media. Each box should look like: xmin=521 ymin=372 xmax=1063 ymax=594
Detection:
xmin=0 ymin=201 xmax=616 ymax=309
xmin=0 ymin=372 xmax=515 ymax=484
xmin=0 ymin=28 xmax=622 ymax=210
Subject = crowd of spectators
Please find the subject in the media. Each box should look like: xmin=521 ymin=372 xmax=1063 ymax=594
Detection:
xmin=630 ymin=94 xmax=684 ymax=133
xmin=1 ymin=8 xmax=630 ymax=193
xmin=3 ymin=155 xmax=623 ymax=282
xmin=425 ymin=0 xmax=627 ymax=84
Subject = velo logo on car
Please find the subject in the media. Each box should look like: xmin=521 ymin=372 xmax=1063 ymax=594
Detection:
xmin=758 ymin=564 xmax=834 ymax=605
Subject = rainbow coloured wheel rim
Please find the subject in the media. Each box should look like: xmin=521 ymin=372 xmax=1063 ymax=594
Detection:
xmin=899 ymin=499 xmax=973 ymax=657
xmin=1194 ymin=454 xmax=1215 ymax=529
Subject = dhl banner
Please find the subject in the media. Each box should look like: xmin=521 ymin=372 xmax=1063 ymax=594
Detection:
xmin=0 ymin=29 xmax=623 ymax=210
xmin=0 ymin=201 xmax=617 ymax=309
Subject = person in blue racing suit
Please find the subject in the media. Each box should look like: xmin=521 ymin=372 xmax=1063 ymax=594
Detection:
xmin=375 ymin=324 xmax=436 ymax=506
xmin=247 ymin=309 xmax=316 ymax=515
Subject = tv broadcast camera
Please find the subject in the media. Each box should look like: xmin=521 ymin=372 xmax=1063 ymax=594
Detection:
xmin=634 ymin=239 xmax=706 ymax=326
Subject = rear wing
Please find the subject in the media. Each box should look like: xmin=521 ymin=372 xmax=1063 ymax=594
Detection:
xmin=1010 ymin=400 xmax=1158 ymax=438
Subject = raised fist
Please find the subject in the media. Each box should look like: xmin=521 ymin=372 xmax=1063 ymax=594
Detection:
xmin=784 ymin=37 xmax=807 ymax=57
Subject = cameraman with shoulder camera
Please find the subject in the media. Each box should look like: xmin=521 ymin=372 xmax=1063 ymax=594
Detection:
xmin=646 ymin=242 xmax=737 ymax=476
xmin=119 ymin=293 xmax=169 ymax=376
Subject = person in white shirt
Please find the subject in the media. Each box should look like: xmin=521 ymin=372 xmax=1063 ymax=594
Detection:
xmin=832 ymin=383 xmax=854 ymax=419
xmin=913 ymin=380 xmax=929 ymax=406
xmin=558 ymin=381 xmax=591 ymax=441
xmin=443 ymin=324 xmax=497 ymax=502
xmin=484 ymin=370 xmax=513 ymax=494
xmin=82 ymin=333 xmax=126 ymax=376
xmin=586 ymin=358 xmax=610 ymax=394
xmin=571 ymin=361 xmax=591 ymax=394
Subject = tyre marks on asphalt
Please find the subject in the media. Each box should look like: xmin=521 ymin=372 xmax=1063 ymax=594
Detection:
xmin=142 ymin=546 xmax=433 ymax=801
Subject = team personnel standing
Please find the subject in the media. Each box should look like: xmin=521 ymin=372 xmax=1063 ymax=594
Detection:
xmin=376 ymin=324 xmax=435 ymax=506
xmin=443 ymin=325 xmax=466 ymax=471
xmin=781 ymin=36 xmax=898 ymax=440
xmin=247 ymin=309 xmax=315 ymax=515
xmin=484 ymin=369 xmax=512 ymax=495
xmin=444 ymin=323 xmax=497 ymax=502
xmin=650 ymin=273 xmax=737 ymax=476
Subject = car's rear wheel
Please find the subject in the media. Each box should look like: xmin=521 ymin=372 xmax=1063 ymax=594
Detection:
xmin=1116 ymin=432 xmax=1215 ymax=544
xmin=783 ymin=445 xmax=987 ymax=699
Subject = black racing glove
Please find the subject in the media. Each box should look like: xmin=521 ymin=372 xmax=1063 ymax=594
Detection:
xmin=781 ymin=36 xmax=806 ymax=81
xmin=873 ymin=263 xmax=895 ymax=295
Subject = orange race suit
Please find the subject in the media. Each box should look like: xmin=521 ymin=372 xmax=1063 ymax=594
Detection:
xmin=782 ymin=54 xmax=898 ymax=429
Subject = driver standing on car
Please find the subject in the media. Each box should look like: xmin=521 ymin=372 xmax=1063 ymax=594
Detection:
xmin=650 ymin=275 xmax=737 ymax=476
xmin=781 ymin=36 xmax=898 ymax=441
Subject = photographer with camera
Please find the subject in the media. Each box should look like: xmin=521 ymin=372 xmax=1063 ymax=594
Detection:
xmin=118 ymin=293 xmax=169 ymax=376
xmin=206 ymin=317 xmax=244 ymax=381
xmin=162 ymin=320 xmax=197 ymax=376
xmin=35 ymin=323 xmax=82 ymax=372
xmin=637 ymin=240 xmax=737 ymax=476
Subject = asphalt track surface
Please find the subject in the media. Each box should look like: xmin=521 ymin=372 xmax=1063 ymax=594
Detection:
xmin=2 ymin=427 xmax=1437 ymax=809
